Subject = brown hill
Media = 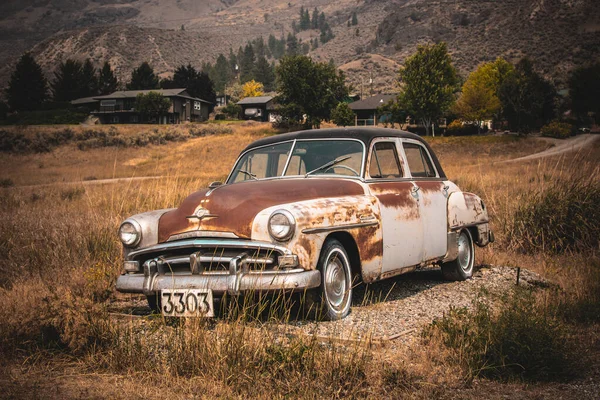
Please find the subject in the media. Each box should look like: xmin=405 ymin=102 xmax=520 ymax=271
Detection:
xmin=0 ymin=0 xmax=598 ymax=94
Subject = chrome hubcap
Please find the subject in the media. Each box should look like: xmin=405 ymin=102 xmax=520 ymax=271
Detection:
xmin=457 ymin=231 xmax=472 ymax=272
xmin=324 ymin=251 xmax=348 ymax=309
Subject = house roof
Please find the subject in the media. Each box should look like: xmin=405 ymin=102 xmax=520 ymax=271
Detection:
xmin=242 ymin=127 xmax=446 ymax=179
xmin=349 ymin=94 xmax=396 ymax=111
xmin=92 ymin=88 xmax=212 ymax=103
xmin=71 ymin=96 xmax=99 ymax=105
xmin=237 ymin=96 xmax=274 ymax=105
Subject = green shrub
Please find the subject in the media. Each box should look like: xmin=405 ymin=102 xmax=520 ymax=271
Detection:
xmin=507 ymin=177 xmax=600 ymax=253
xmin=222 ymin=103 xmax=242 ymax=119
xmin=423 ymin=288 xmax=569 ymax=382
xmin=540 ymin=121 xmax=574 ymax=139
xmin=445 ymin=120 xmax=480 ymax=136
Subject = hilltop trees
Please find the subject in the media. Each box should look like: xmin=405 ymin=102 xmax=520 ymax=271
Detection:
xmin=98 ymin=62 xmax=119 ymax=95
xmin=6 ymin=53 xmax=48 ymax=111
xmin=276 ymin=55 xmax=349 ymax=128
xmin=498 ymin=58 xmax=555 ymax=133
xmin=127 ymin=62 xmax=159 ymax=90
xmin=398 ymin=42 xmax=459 ymax=135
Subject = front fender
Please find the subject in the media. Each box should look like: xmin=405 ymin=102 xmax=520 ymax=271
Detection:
xmin=251 ymin=195 xmax=383 ymax=278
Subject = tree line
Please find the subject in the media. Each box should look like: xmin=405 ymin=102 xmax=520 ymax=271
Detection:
xmin=4 ymin=55 xmax=216 ymax=113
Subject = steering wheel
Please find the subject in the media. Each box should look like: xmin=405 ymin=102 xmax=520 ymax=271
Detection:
xmin=325 ymin=165 xmax=360 ymax=176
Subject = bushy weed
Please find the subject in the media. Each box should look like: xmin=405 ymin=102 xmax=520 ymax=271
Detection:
xmin=423 ymin=288 xmax=570 ymax=382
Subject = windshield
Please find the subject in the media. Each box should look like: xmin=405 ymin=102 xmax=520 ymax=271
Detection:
xmin=227 ymin=140 xmax=364 ymax=183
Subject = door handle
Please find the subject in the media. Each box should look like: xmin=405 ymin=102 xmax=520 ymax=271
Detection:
xmin=411 ymin=185 xmax=420 ymax=198
xmin=443 ymin=185 xmax=449 ymax=197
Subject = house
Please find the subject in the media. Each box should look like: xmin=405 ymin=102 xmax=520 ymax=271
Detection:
xmin=348 ymin=94 xmax=396 ymax=126
xmin=72 ymin=88 xmax=212 ymax=124
xmin=237 ymin=96 xmax=277 ymax=122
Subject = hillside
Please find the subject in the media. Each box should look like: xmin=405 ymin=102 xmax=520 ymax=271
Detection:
xmin=0 ymin=0 xmax=598 ymax=94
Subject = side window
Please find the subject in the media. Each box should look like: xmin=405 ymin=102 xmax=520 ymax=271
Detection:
xmin=286 ymin=155 xmax=306 ymax=175
xmin=369 ymin=142 xmax=403 ymax=179
xmin=403 ymin=143 xmax=436 ymax=178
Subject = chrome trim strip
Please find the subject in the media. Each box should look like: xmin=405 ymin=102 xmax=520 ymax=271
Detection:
xmin=126 ymin=238 xmax=292 ymax=260
xmin=302 ymin=221 xmax=379 ymax=234
xmin=167 ymin=231 xmax=239 ymax=241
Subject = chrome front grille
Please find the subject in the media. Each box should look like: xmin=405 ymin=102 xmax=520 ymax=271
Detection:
xmin=140 ymin=248 xmax=279 ymax=275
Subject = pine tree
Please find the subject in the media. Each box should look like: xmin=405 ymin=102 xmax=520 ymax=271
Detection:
xmin=98 ymin=62 xmax=118 ymax=95
xmin=286 ymin=33 xmax=299 ymax=56
xmin=126 ymin=62 xmax=159 ymax=90
xmin=351 ymin=11 xmax=358 ymax=26
xmin=6 ymin=53 xmax=48 ymax=111
xmin=52 ymin=59 xmax=83 ymax=102
xmin=240 ymin=43 xmax=256 ymax=83
xmin=80 ymin=59 xmax=98 ymax=97
xmin=311 ymin=7 xmax=319 ymax=29
xmin=255 ymin=55 xmax=275 ymax=92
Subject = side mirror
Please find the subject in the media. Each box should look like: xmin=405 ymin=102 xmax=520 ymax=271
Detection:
xmin=209 ymin=181 xmax=223 ymax=189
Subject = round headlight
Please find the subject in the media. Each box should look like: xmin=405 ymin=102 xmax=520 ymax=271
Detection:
xmin=268 ymin=210 xmax=295 ymax=241
xmin=119 ymin=220 xmax=142 ymax=247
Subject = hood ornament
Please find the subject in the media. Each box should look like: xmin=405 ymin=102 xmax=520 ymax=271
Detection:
xmin=186 ymin=207 xmax=218 ymax=220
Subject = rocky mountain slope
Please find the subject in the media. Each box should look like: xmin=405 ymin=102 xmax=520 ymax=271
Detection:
xmin=0 ymin=0 xmax=598 ymax=94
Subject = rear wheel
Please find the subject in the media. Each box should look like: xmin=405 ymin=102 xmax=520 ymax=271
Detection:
xmin=304 ymin=239 xmax=353 ymax=320
xmin=441 ymin=229 xmax=475 ymax=281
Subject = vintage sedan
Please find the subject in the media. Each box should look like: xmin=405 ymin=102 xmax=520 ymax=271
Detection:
xmin=116 ymin=128 xmax=493 ymax=320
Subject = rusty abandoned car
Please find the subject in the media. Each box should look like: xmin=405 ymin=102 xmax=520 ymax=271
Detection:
xmin=116 ymin=128 xmax=493 ymax=320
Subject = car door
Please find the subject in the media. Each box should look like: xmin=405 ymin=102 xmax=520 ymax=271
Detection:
xmin=401 ymin=141 xmax=448 ymax=262
xmin=366 ymin=139 xmax=423 ymax=275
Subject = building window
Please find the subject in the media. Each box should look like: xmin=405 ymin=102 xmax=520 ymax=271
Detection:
xmin=130 ymin=115 xmax=138 ymax=123
xmin=111 ymin=116 xmax=120 ymax=124
xmin=194 ymin=101 xmax=201 ymax=111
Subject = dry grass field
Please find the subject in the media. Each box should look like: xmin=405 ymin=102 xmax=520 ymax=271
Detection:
xmin=0 ymin=124 xmax=598 ymax=399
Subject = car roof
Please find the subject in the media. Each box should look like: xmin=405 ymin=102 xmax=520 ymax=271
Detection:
xmin=243 ymin=127 xmax=446 ymax=179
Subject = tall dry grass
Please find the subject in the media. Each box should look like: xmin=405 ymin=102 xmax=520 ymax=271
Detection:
xmin=0 ymin=129 xmax=598 ymax=396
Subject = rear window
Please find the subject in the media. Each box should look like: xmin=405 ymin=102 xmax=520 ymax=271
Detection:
xmin=403 ymin=143 xmax=437 ymax=178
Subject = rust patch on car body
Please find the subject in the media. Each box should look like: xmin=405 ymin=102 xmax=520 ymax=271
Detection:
xmin=415 ymin=180 xmax=444 ymax=193
xmin=368 ymin=181 xmax=416 ymax=209
xmin=158 ymin=178 xmax=365 ymax=243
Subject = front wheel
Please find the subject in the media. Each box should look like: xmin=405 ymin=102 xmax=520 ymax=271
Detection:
xmin=303 ymin=239 xmax=353 ymax=320
xmin=441 ymin=229 xmax=475 ymax=281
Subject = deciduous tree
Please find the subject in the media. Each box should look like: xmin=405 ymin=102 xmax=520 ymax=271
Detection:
xmin=331 ymin=102 xmax=355 ymax=126
xmin=498 ymin=58 xmax=555 ymax=133
xmin=275 ymin=55 xmax=349 ymax=128
xmin=135 ymin=91 xmax=170 ymax=122
xmin=397 ymin=42 xmax=459 ymax=135
xmin=241 ymin=80 xmax=264 ymax=99
xmin=453 ymin=58 xmax=513 ymax=131
xmin=6 ymin=53 xmax=48 ymax=111
xmin=569 ymin=62 xmax=600 ymax=124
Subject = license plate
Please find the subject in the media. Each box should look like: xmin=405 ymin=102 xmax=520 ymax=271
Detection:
xmin=160 ymin=289 xmax=214 ymax=317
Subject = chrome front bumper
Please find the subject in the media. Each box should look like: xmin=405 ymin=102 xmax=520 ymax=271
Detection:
xmin=115 ymin=238 xmax=321 ymax=296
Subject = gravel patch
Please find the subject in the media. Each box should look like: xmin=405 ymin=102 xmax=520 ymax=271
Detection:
xmin=110 ymin=265 xmax=546 ymax=346
xmin=286 ymin=265 xmax=545 ymax=345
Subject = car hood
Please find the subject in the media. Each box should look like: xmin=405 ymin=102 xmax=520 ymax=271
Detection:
xmin=157 ymin=178 xmax=366 ymax=242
